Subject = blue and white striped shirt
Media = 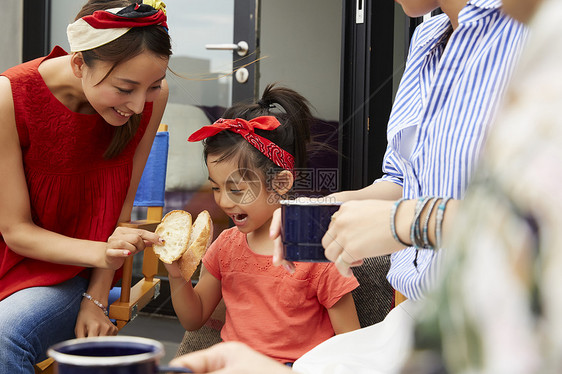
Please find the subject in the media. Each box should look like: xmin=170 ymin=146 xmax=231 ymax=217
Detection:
xmin=378 ymin=0 xmax=527 ymax=300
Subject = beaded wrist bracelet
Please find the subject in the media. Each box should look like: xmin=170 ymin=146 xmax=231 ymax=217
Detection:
xmin=435 ymin=197 xmax=452 ymax=249
xmin=410 ymin=196 xmax=432 ymax=249
xmin=422 ymin=197 xmax=441 ymax=249
xmin=82 ymin=292 xmax=109 ymax=316
xmin=390 ymin=198 xmax=409 ymax=247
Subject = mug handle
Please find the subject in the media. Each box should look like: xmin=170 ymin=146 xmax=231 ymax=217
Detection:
xmin=158 ymin=366 xmax=193 ymax=373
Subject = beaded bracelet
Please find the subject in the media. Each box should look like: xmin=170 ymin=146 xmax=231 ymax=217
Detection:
xmin=390 ymin=198 xmax=409 ymax=247
xmin=410 ymin=196 xmax=432 ymax=249
xmin=82 ymin=292 xmax=109 ymax=316
xmin=435 ymin=197 xmax=452 ymax=249
xmin=422 ymin=197 xmax=441 ymax=249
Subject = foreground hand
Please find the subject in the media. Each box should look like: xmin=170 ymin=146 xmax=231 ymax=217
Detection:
xmin=75 ymin=297 xmax=117 ymax=338
xmin=169 ymin=342 xmax=292 ymax=374
xmin=269 ymin=208 xmax=295 ymax=273
xmin=104 ymin=227 xmax=161 ymax=270
xmin=322 ymin=199 xmax=404 ymax=276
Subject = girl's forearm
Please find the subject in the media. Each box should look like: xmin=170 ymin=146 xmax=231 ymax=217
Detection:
xmin=168 ymin=275 xmax=207 ymax=331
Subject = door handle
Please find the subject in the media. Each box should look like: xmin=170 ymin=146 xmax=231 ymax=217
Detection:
xmin=205 ymin=41 xmax=249 ymax=56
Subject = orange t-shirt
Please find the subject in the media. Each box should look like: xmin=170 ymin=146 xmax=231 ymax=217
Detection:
xmin=202 ymin=227 xmax=359 ymax=363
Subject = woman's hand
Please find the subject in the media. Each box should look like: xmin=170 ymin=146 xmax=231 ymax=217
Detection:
xmin=322 ymin=199 xmax=412 ymax=276
xmin=270 ymin=208 xmax=296 ymax=273
xmin=75 ymin=297 xmax=117 ymax=338
xmin=169 ymin=341 xmax=292 ymax=374
xmin=104 ymin=227 xmax=162 ymax=270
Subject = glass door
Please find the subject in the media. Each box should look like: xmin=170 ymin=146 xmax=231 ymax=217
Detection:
xmin=160 ymin=0 xmax=239 ymax=247
xmin=165 ymin=0 xmax=235 ymax=109
xmin=159 ymin=0 xmax=259 ymax=247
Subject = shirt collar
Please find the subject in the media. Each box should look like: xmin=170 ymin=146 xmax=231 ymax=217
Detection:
xmin=467 ymin=0 xmax=502 ymax=9
xmin=414 ymin=14 xmax=452 ymax=50
xmin=413 ymin=0 xmax=503 ymax=51
xmin=459 ymin=0 xmax=502 ymax=24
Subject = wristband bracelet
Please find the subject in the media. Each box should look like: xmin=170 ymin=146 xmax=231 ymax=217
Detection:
xmin=435 ymin=197 xmax=452 ymax=249
xmin=82 ymin=292 xmax=109 ymax=316
xmin=422 ymin=197 xmax=441 ymax=249
xmin=410 ymin=196 xmax=431 ymax=249
xmin=390 ymin=198 xmax=409 ymax=247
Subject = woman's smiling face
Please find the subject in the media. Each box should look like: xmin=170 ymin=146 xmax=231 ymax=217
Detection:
xmin=78 ymin=51 xmax=168 ymax=126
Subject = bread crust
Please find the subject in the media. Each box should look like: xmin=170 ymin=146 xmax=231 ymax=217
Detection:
xmin=153 ymin=210 xmax=193 ymax=264
xmin=177 ymin=210 xmax=213 ymax=281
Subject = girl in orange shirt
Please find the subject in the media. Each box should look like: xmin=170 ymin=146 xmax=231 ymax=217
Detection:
xmin=165 ymin=84 xmax=360 ymax=364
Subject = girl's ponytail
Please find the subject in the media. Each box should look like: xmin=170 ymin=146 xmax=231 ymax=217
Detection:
xmin=257 ymin=84 xmax=312 ymax=169
xmin=204 ymin=83 xmax=317 ymax=188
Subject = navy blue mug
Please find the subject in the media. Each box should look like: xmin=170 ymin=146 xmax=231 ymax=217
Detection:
xmin=47 ymin=336 xmax=192 ymax=374
xmin=281 ymin=198 xmax=342 ymax=262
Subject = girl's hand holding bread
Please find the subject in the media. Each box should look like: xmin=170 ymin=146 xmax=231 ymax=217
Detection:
xmin=153 ymin=210 xmax=213 ymax=281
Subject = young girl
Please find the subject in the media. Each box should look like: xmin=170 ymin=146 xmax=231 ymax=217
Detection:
xmin=166 ymin=84 xmax=360 ymax=364
xmin=0 ymin=1 xmax=170 ymax=372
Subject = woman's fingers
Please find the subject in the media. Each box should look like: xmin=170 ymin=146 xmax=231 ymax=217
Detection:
xmin=269 ymin=208 xmax=282 ymax=239
xmin=322 ymin=224 xmax=341 ymax=262
xmin=102 ymin=322 xmax=118 ymax=336
xmin=105 ymin=248 xmax=132 ymax=257
xmin=106 ymin=228 xmax=162 ymax=257
xmin=270 ymin=208 xmax=284 ymax=264
xmin=324 ymin=235 xmax=354 ymax=277
xmin=270 ymin=208 xmax=296 ymax=272
xmin=135 ymin=228 xmax=162 ymax=245
xmin=83 ymin=320 xmax=118 ymax=337
xmin=322 ymin=205 xmax=364 ymax=276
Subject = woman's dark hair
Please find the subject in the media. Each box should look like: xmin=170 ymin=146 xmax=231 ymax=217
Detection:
xmin=75 ymin=0 xmax=172 ymax=159
xmin=203 ymin=83 xmax=313 ymax=189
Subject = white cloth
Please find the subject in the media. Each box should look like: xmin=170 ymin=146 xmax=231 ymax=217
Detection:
xmin=66 ymin=8 xmax=129 ymax=52
xmin=293 ymin=300 xmax=420 ymax=374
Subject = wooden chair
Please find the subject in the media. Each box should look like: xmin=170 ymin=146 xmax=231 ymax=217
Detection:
xmin=350 ymin=256 xmax=394 ymax=327
xmin=35 ymin=124 xmax=169 ymax=373
xmin=394 ymin=290 xmax=408 ymax=307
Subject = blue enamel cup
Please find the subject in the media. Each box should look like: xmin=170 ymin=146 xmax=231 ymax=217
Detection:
xmin=280 ymin=198 xmax=342 ymax=262
xmin=47 ymin=336 xmax=192 ymax=373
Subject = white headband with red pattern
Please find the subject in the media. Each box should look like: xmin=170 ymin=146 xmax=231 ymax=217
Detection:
xmin=66 ymin=2 xmax=167 ymax=52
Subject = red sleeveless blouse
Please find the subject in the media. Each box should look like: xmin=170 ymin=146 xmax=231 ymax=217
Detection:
xmin=0 ymin=47 xmax=152 ymax=300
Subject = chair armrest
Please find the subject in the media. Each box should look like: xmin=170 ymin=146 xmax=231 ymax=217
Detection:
xmin=108 ymin=218 xmax=162 ymax=330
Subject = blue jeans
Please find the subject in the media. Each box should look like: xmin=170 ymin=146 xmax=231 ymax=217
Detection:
xmin=0 ymin=276 xmax=88 ymax=373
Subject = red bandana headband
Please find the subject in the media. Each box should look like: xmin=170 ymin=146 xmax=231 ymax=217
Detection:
xmin=188 ymin=116 xmax=295 ymax=172
xmin=67 ymin=2 xmax=168 ymax=52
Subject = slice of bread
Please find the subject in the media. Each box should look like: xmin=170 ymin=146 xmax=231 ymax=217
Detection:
xmin=177 ymin=210 xmax=213 ymax=281
xmin=153 ymin=210 xmax=193 ymax=264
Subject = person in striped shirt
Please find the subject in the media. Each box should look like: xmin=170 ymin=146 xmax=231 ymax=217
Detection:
xmin=321 ymin=0 xmax=528 ymax=300
xmin=275 ymin=0 xmax=528 ymax=372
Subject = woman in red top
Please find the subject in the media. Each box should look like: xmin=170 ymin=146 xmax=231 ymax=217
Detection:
xmin=0 ymin=1 xmax=170 ymax=372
